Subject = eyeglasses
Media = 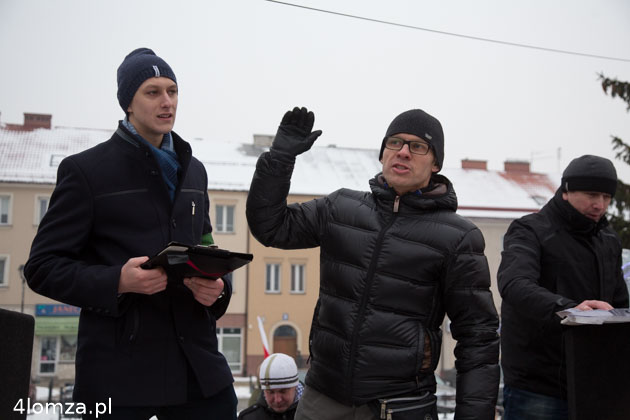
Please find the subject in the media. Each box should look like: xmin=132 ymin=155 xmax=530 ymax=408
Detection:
xmin=383 ymin=136 xmax=432 ymax=155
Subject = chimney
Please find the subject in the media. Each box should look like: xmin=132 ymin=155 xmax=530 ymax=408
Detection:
xmin=253 ymin=134 xmax=273 ymax=147
xmin=461 ymin=159 xmax=487 ymax=170
xmin=504 ymin=160 xmax=530 ymax=173
xmin=23 ymin=113 xmax=52 ymax=130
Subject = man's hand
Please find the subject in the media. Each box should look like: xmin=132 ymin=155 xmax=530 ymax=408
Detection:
xmin=271 ymin=106 xmax=322 ymax=158
xmin=574 ymin=299 xmax=613 ymax=311
xmin=183 ymin=277 xmax=225 ymax=306
xmin=118 ymin=256 xmax=168 ymax=295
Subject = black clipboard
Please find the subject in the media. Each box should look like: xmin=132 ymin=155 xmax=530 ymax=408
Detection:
xmin=141 ymin=242 xmax=253 ymax=281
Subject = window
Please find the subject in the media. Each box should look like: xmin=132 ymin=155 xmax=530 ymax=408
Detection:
xmin=39 ymin=337 xmax=57 ymax=374
xmin=274 ymin=325 xmax=297 ymax=339
xmin=215 ymin=205 xmax=235 ymax=233
xmin=531 ymin=195 xmax=548 ymax=206
xmin=217 ymin=327 xmax=242 ymax=373
xmin=0 ymin=195 xmax=10 ymax=225
xmin=50 ymin=154 xmax=65 ymax=167
xmin=59 ymin=336 xmax=78 ymax=362
xmin=266 ymin=263 xmax=281 ymax=293
xmin=291 ymin=264 xmax=305 ymax=293
xmin=38 ymin=335 xmax=78 ymax=375
xmin=35 ymin=196 xmax=50 ymax=225
xmin=0 ymin=255 xmax=7 ymax=286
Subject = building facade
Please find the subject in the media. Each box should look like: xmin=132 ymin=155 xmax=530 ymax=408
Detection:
xmin=0 ymin=112 xmax=558 ymax=386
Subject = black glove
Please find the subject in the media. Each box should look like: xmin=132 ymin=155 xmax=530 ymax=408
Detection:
xmin=270 ymin=107 xmax=323 ymax=159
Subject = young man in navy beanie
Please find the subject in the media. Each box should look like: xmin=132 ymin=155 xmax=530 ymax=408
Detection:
xmin=498 ymin=154 xmax=628 ymax=420
xmin=247 ymin=107 xmax=500 ymax=419
xmin=25 ymin=48 xmax=237 ymax=419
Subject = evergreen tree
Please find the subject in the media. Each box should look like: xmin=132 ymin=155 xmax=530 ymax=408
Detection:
xmin=599 ymin=74 xmax=630 ymax=247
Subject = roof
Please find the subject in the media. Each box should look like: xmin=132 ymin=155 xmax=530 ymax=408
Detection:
xmin=0 ymin=126 xmax=113 ymax=184
xmin=0 ymin=126 xmax=558 ymax=219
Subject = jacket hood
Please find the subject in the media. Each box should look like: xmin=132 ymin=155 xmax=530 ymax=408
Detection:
xmin=370 ymin=173 xmax=458 ymax=212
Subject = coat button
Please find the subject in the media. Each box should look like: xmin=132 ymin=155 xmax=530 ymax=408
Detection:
xmin=179 ymin=336 xmax=185 ymax=342
xmin=150 ymin=170 xmax=158 ymax=176
xmin=172 ymin=219 xmax=177 ymax=228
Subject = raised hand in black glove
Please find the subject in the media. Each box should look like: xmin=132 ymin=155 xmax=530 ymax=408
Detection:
xmin=270 ymin=106 xmax=323 ymax=161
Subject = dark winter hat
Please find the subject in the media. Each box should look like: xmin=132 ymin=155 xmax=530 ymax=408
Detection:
xmin=561 ymin=155 xmax=617 ymax=196
xmin=379 ymin=109 xmax=445 ymax=170
xmin=117 ymin=48 xmax=177 ymax=113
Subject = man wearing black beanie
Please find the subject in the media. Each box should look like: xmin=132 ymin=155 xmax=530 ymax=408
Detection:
xmin=247 ymin=107 xmax=500 ymax=419
xmin=498 ymin=154 xmax=629 ymax=420
xmin=25 ymin=48 xmax=237 ymax=419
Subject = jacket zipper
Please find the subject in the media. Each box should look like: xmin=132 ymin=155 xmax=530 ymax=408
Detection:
xmin=346 ymin=195 xmax=400 ymax=400
xmin=191 ymin=200 xmax=196 ymax=239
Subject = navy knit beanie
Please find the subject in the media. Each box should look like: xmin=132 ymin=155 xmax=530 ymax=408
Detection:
xmin=561 ymin=155 xmax=617 ymax=196
xmin=117 ymin=48 xmax=177 ymax=113
xmin=379 ymin=109 xmax=445 ymax=170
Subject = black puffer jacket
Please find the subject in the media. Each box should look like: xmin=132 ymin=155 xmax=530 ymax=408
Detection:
xmin=498 ymin=189 xmax=629 ymax=399
xmin=246 ymin=152 xmax=500 ymax=419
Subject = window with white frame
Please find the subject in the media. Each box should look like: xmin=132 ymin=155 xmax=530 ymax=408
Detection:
xmin=291 ymin=264 xmax=305 ymax=294
xmin=0 ymin=195 xmax=11 ymax=225
xmin=266 ymin=263 xmax=281 ymax=293
xmin=35 ymin=195 xmax=50 ymax=225
xmin=215 ymin=204 xmax=235 ymax=233
xmin=38 ymin=335 xmax=78 ymax=375
xmin=217 ymin=327 xmax=242 ymax=373
xmin=0 ymin=255 xmax=8 ymax=286
xmin=39 ymin=336 xmax=57 ymax=374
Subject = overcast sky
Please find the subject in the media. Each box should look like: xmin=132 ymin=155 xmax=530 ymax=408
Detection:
xmin=1 ymin=0 xmax=629 ymax=182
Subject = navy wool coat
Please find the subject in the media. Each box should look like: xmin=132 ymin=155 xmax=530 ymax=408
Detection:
xmin=25 ymin=123 xmax=233 ymax=406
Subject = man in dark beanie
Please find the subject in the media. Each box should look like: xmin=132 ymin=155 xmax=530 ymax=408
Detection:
xmin=25 ymin=48 xmax=237 ymax=419
xmin=247 ymin=107 xmax=500 ymax=419
xmin=498 ymin=154 xmax=628 ymax=420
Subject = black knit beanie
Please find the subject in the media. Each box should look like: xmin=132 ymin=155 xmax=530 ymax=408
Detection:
xmin=561 ymin=155 xmax=617 ymax=196
xmin=117 ymin=48 xmax=177 ymax=113
xmin=379 ymin=109 xmax=445 ymax=170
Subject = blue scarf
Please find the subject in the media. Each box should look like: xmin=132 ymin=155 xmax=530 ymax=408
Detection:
xmin=122 ymin=119 xmax=181 ymax=201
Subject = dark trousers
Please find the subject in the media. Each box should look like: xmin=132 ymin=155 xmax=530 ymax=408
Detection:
xmin=503 ymin=385 xmax=568 ymax=420
xmin=81 ymin=385 xmax=237 ymax=420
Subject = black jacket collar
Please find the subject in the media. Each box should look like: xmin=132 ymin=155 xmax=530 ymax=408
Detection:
xmin=548 ymin=188 xmax=608 ymax=236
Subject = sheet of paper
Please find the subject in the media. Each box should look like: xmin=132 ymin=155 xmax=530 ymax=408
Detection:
xmin=557 ymin=308 xmax=613 ymax=318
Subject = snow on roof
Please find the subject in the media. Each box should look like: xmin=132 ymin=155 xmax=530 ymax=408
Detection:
xmin=0 ymin=126 xmax=558 ymax=219
xmin=0 ymin=126 xmax=114 ymax=184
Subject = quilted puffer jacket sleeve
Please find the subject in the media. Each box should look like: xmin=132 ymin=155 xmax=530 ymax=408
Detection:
xmin=443 ymin=227 xmax=500 ymax=419
xmin=246 ymin=151 xmax=324 ymax=249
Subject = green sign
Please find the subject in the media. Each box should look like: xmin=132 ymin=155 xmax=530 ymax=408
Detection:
xmin=35 ymin=316 xmax=79 ymax=335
